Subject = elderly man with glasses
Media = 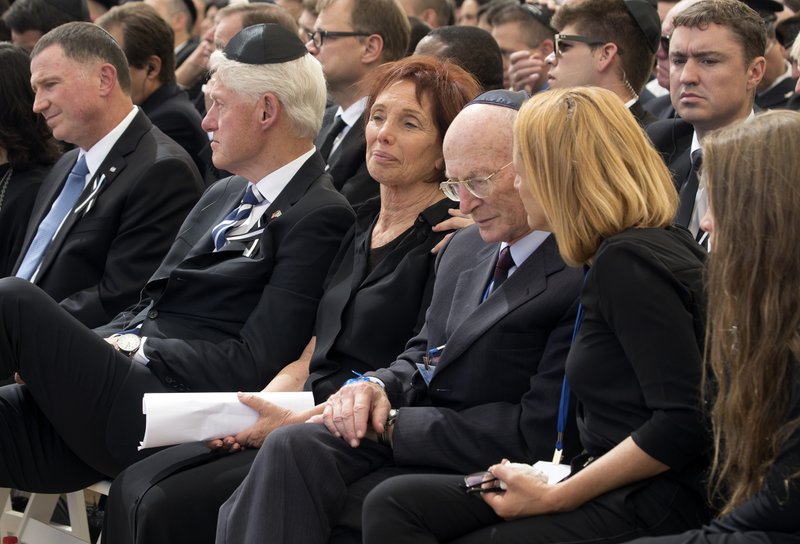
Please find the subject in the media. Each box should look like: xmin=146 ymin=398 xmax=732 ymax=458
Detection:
xmin=216 ymin=89 xmax=583 ymax=544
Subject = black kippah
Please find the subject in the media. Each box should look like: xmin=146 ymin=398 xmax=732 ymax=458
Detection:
xmin=521 ymin=3 xmax=556 ymax=33
xmin=223 ymin=24 xmax=308 ymax=65
xmin=741 ymin=0 xmax=783 ymax=22
xmin=43 ymin=0 xmax=90 ymax=21
xmin=624 ymin=0 xmax=660 ymax=54
xmin=467 ymin=90 xmax=528 ymax=111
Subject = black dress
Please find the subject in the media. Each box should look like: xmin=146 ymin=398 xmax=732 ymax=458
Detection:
xmin=0 ymin=163 xmax=50 ymax=276
xmin=101 ymin=196 xmax=456 ymax=544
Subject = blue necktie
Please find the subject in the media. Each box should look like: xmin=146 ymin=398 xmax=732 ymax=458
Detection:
xmin=211 ymin=185 xmax=262 ymax=251
xmin=17 ymin=155 xmax=89 ymax=280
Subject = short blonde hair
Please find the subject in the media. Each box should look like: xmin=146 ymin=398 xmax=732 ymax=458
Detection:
xmin=514 ymin=87 xmax=677 ymax=265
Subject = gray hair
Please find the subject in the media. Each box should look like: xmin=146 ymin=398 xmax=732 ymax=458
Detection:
xmin=209 ymin=50 xmax=326 ymax=139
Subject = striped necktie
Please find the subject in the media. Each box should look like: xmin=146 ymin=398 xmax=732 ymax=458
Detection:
xmin=211 ymin=185 xmax=262 ymax=251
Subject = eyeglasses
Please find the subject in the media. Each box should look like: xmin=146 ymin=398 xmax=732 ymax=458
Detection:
xmin=306 ymin=30 xmax=371 ymax=48
xmin=659 ymin=35 xmax=670 ymax=53
xmin=439 ymin=162 xmax=512 ymax=202
xmin=554 ymin=34 xmax=606 ymax=57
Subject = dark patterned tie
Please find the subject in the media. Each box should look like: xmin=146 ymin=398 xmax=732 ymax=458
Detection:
xmin=17 ymin=155 xmax=89 ymax=280
xmin=676 ymin=149 xmax=702 ymax=227
xmin=490 ymin=246 xmax=515 ymax=294
xmin=319 ymin=115 xmax=347 ymax=161
xmin=211 ymin=185 xmax=262 ymax=251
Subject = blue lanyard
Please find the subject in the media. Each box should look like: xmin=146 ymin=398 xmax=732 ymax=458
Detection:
xmin=553 ymin=271 xmax=588 ymax=463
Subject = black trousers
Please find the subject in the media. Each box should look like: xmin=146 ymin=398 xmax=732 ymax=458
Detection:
xmin=0 ymin=277 xmax=167 ymax=492
xmin=362 ymin=473 xmax=710 ymax=544
xmin=215 ymin=422 xmax=405 ymax=544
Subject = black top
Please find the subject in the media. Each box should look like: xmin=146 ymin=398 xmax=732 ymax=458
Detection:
xmin=567 ymin=226 xmax=709 ymax=490
xmin=629 ymin=367 xmax=800 ymax=544
xmin=0 ymin=163 xmax=50 ymax=276
xmin=306 ymin=196 xmax=456 ymax=403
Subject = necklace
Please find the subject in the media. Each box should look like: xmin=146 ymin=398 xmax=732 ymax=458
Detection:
xmin=0 ymin=166 xmax=12 ymax=214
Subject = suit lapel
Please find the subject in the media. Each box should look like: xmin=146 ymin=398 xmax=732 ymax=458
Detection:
xmin=435 ymin=235 xmax=563 ymax=371
xmin=35 ymin=112 xmax=152 ymax=279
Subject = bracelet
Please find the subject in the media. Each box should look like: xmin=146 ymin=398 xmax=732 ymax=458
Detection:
xmin=344 ymin=370 xmax=384 ymax=388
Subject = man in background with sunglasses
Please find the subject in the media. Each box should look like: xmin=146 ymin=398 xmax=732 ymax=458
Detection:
xmin=544 ymin=0 xmax=661 ymax=127
xmin=216 ymin=90 xmax=583 ymax=544
xmin=306 ymin=0 xmax=410 ymax=209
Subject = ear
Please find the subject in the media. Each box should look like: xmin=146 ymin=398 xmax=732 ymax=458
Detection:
xmin=145 ymin=55 xmax=162 ymax=81
xmin=595 ymin=42 xmax=618 ymax=73
xmin=746 ymin=55 xmax=767 ymax=91
xmin=538 ymin=39 xmax=554 ymax=57
xmin=362 ymin=34 xmax=384 ymax=64
xmin=97 ymin=63 xmax=119 ymax=97
xmin=420 ymin=7 xmax=438 ymax=27
xmin=433 ymin=153 xmax=444 ymax=174
xmin=258 ymin=92 xmax=281 ymax=130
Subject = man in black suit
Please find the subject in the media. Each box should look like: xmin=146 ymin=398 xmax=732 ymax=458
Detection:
xmin=14 ymin=22 xmax=204 ymax=328
xmin=144 ymin=0 xmax=198 ymax=68
xmin=545 ymin=0 xmax=661 ymax=127
xmin=0 ymin=23 xmax=354 ymax=493
xmin=216 ymin=90 xmax=583 ymax=544
xmin=309 ymin=0 xmax=410 ymax=208
xmin=2 ymin=0 xmax=89 ymax=52
xmin=754 ymin=0 xmax=797 ymax=109
xmin=97 ymin=2 xmax=214 ymax=185
xmin=647 ymin=0 xmax=766 ymax=244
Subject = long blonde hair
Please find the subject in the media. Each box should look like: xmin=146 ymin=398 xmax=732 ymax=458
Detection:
xmin=703 ymin=110 xmax=800 ymax=514
xmin=514 ymin=87 xmax=676 ymax=266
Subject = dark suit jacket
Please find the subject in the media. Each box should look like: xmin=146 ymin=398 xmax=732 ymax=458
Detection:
xmin=630 ymin=100 xmax=658 ymax=128
xmin=370 ymin=227 xmax=584 ymax=473
xmin=140 ymin=81 xmax=214 ymax=186
xmin=756 ymin=75 xmax=797 ymax=110
xmin=175 ymin=36 xmax=199 ymax=69
xmin=13 ymin=110 xmax=204 ymax=328
xmin=116 ymin=152 xmax=355 ymax=393
xmin=643 ymin=93 xmax=676 ymax=120
xmin=647 ymin=116 xmax=694 ymax=192
xmin=316 ymin=106 xmax=379 ymax=209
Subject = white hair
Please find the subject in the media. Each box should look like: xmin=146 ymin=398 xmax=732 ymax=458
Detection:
xmin=792 ymin=32 xmax=800 ymax=62
xmin=209 ymin=50 xmax=327 ymax=139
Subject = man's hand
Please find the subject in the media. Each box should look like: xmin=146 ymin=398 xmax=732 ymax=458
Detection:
xmin=208 ymin=393 xmax=295 ymax=451
xmin=509 ymin=50 xmax=548 ymax=93
xmin=105 ymin=335 xmax=120 ymax=350
xmin=321 ymin=381 xmax=390 ymax=448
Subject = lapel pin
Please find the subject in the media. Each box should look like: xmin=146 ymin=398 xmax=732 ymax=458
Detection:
xmin=109 ymin=166 xmax=117 ymax=173
xmin=270 ymin=210 xmax=282 ymax=220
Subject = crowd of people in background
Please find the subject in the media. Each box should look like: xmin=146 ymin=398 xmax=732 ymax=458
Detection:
xmin=0 ymin=0 xmax=799 ymax=542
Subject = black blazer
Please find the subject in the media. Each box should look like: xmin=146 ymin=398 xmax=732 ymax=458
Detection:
xmin=13 ymin=110 xmax=205 ymax=328
xmin=0 ymin=164 xmax=52 ymax=276
xmin=307 ymin=197 xmax=456 ymax=402
xmin=630 ymin=100 xmax=658 ymax=128
xmin=643 ymin=93 xmax=676 ymax=120
xmin=756 ymin=75 xmax=797 ymax=110
xmin=370 ymin=227 xmax=584 ymax=473
xmin=316 ymin=106 xmax=379 ymax=209
xmin=140 ymin=81 xmax=214 ymax=186
xmin=175 ymin=36 xmax=200 ymax=69
xmin=118 ymin=152 xmax=355 ymax=393
xmin=647 ymin=116 xmax=695 ymax=192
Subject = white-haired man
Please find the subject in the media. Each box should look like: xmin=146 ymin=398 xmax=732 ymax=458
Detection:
xmin=0 ymin=23 xmax=354 ymax=493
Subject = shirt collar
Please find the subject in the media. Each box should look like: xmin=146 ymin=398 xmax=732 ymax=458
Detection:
xmin=335 ymin=96 xmax=369 ymax=129
xmin=253 ymin=147 xmax=316 ymax=204
xmin=691 ymin=109 xmax=755 ymax=154
xmin=502 ymin=230 xmax=551 ymax=268
xmin=82 ymin=106 xmax=138 ymax=178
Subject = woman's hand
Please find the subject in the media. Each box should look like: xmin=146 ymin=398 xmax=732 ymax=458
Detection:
xmin=207 ymin=393 xmax=295 ymax=451
xmin=481 ymin=460 xmax=563 ymax=519
xmin=431 ymin=209 xmax=474 ymax=254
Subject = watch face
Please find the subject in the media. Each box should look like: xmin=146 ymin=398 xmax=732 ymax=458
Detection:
xmin=117 ymin=334 xmax=140 ymax=353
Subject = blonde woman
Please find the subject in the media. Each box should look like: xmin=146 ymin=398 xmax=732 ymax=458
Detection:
xmin=362 ymin=87 xmax=710 ymax=543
